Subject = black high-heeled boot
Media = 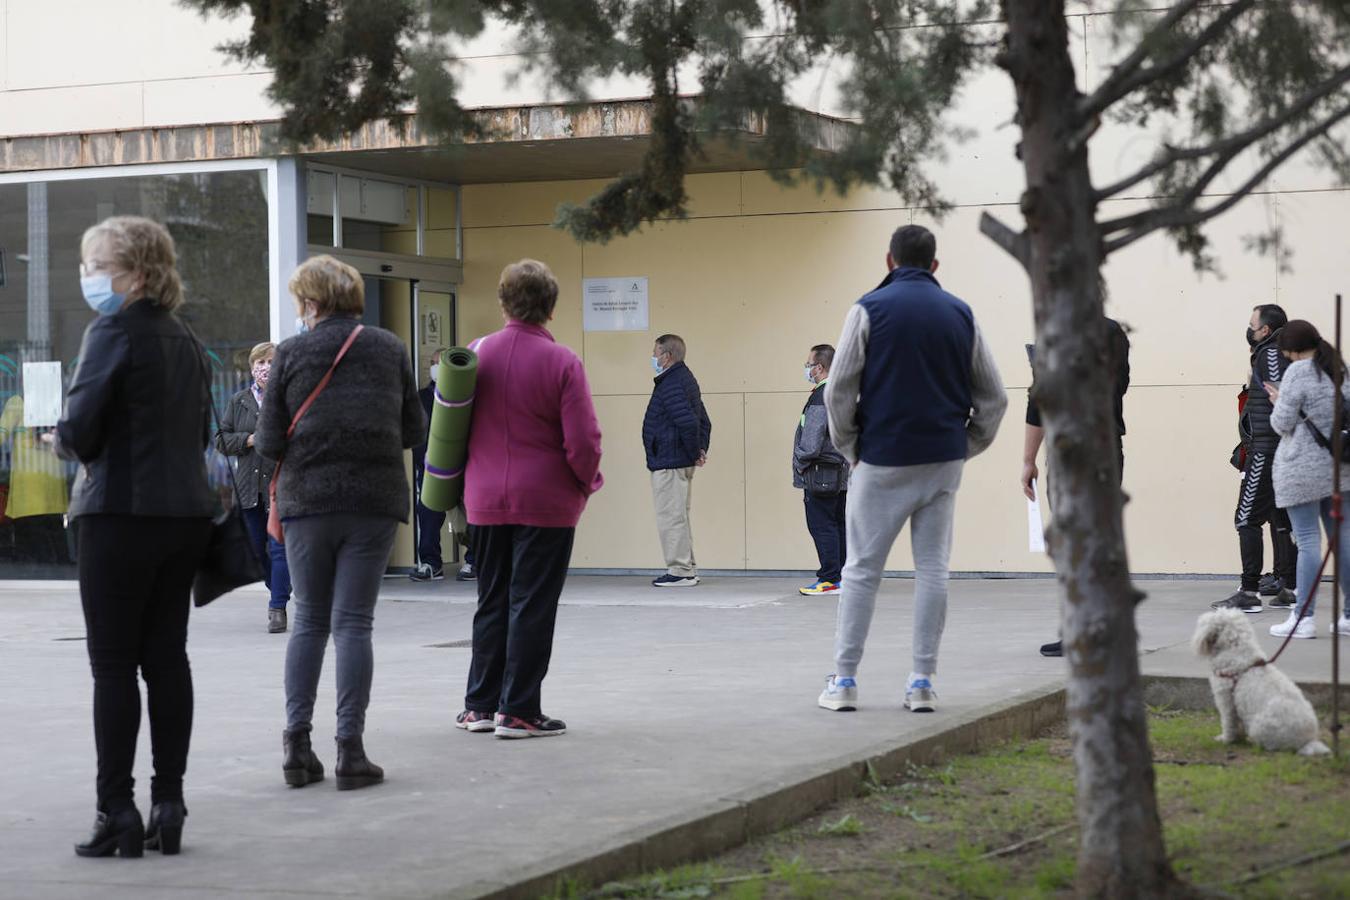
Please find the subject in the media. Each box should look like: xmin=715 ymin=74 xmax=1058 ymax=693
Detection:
xmin=74 ymin=806 xmax=144 ymax=858
xmin=144 ymin=801 xmax=187 ymax=855
xmin=335 ymin=735 xmax=384 ymax=791
xmin=282 ymin=728 xmax=325 ymax=787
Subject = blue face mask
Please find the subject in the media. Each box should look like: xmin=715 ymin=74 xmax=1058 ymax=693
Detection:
xmin=80 ymin=274 xmax=127 ymax=316
xmin=295 ymin=317 xmax=310 ymax=335
xmin=651 ymin=356 xmax=663 ymax=373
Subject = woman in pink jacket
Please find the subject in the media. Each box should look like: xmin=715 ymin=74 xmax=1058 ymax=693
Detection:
xmin=455 ymin=259 xmax=604 ymax=738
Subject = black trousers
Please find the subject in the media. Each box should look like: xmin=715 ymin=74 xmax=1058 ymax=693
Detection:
xmin=804 ymin=491 xmax=847 ymax=583
xmin=78 ymin=515 xmax=212 ymax=811
xmin=465 ymin=524 xmax=575 ymax=719
xmin=1235 ymin=450 xmax=1297 ymax=591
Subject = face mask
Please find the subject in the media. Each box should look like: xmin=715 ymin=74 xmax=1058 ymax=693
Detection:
xmin=651 ymin=356 xmax=663 ymax=373
xmin=804 ymin=365 xmax=817 ymax=384
xmin=295 ymin=317 xmax=310 ymax=335
xmin=429 ymin=366 xmax=438 ymax=383
xmin=80 ymin=274 xmax=126 ymax=316
xmin=251 ymin=362 xmax=271 ymax=387
xmin=1246 ymin=327 xmax=1259 ymax=347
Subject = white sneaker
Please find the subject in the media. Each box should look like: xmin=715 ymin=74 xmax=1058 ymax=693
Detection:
xmin=904 ymin=674 xmax=937 ymax=712
xmin=1331 ymin=616 xmax=1350 ymax=637
xmin=1270 ymin=612 xmax=1316 ymax=639
xmin=817 ymin=675 xmax=858 ymax=711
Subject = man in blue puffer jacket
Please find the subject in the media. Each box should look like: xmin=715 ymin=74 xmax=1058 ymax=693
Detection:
xmin=642 ymin=334 xmax=712 ymax=586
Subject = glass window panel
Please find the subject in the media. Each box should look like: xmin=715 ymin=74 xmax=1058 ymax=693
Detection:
xmin=0 ymin=168 xmax=270 ymax=577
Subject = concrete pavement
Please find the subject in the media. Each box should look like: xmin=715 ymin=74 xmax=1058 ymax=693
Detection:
xmin=1 ymin=575 xmax=1343 ymax=899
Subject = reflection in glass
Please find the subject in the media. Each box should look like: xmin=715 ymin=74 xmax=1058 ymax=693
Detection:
xmin=0 ymin=170 xmax=270 ymax=577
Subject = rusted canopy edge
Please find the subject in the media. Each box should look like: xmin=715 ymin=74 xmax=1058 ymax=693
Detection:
xmin=0 ymin=99 xmax=854 ymax=174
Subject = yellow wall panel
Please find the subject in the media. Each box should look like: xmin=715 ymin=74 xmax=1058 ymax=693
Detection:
xmin=744 ymin=392 xmax=822 ymax=569
xmin=457 ymin=225 xmax=586 ymax=354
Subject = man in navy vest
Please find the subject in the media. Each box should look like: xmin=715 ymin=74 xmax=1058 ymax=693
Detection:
xmin=818 ymin=225 xmax=1007 ymax=714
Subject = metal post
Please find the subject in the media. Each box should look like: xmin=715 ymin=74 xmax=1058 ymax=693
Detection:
xmin=1335 ymin=293 xmax=1344 ymax=757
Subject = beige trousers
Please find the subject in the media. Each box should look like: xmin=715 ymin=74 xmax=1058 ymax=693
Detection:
xmin=651 ymin=467 xmax=697 ymax=576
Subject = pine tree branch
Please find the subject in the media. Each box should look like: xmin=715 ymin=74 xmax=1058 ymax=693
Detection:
xmin=1078 ymin=0 xmax=1254 ymax=123
xmin=979 ymin=211 xmax=1031 ymax=269
xmin=1102 ymin=101 xmax=1350 ymax=256
xmin=1094 ymin=67 xmax=1350 ymax=201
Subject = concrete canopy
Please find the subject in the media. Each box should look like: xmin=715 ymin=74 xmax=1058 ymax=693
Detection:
xmin=0 ymin=98 xmax=856 ymax=183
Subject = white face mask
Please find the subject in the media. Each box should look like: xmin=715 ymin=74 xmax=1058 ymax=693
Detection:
xmin=651 ymin=356 xmax=664 ymax=373
xmin=804 ymin=365 xmax=817 ymax=384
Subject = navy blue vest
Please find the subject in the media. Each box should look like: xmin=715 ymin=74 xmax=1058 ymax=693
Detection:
xmin=857 ymin=267 xmax=975 ymax=466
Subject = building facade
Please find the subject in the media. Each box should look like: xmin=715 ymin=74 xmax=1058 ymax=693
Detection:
xmin=0 ymin=2 xmax=1346 ymax=579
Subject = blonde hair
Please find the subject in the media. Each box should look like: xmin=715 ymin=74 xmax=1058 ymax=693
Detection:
xmin=248 ymin=341 xmax=276 ymax=367
xmin=81 ymin=216 xmax=184 ymax=311
xmin=498 ymin=259 xmax=559 ymax=325
xmin=289 ymin=254 xmax=365 ymax=318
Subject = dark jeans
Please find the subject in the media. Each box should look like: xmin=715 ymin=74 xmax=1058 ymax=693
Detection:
xmin=284 ymin=514 xmax=398 ymax=739
xmin=414 ymin=499 xmax=446 ymax=571
xmin=241 ymin=504 xmax=292 ymax=609
xmin=1235 ymin=450 xmax=1297 ymax=591
xmin=465 ymin=524 xmax=575 ymax=719
xmin=804 ymin=491 xmax=847 ymax=583
xmin=77 ymin=514 xmax=212 ymax=811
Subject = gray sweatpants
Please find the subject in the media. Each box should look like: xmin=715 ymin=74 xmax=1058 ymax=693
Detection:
xmin=284 ymin=513 xmax=399 ymax=739
xmin=834 ymin=459 xmax=963 ymax=678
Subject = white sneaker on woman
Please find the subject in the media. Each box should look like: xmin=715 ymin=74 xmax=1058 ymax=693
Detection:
xmin=1331 ymin=616 xmax=1350 ymax=637
xmin=1270 ymin=612 xmax=1316 ymax=639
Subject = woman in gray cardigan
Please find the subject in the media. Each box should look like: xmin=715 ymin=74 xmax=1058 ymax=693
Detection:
xmin=216 ymin=341 xmax=291 ymax=634
xmin=1267 ymin=319 xmax=1350 ymax=639
xmin=254 ymin=255 xmax=425 ymax=791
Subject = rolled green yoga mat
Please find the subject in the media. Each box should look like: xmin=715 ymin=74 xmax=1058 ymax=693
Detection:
xmin=420 ymin=346 xmax=478 ymax=512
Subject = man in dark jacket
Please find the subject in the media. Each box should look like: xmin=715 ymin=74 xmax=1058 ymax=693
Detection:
xmin=1212 ymin=304 xmax=1298 ymax=613
xmin=794 ymin=344 xmax=849 ymax=596
xmin=642 ymin=334 xmax=711 ymax=587
xmin=410 ymin=348 xmax=475 ymax=582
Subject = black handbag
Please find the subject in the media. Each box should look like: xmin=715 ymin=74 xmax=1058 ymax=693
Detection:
xmin=1301 ymin=406 xmax=1350 ymax=464
xmin=805 ymin=461 xmax=845 ymax=497
xmin=185 ymin=324 xmax=266 ymax=607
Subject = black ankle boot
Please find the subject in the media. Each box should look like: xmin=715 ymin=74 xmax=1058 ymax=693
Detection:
xmin=335 ymin=735 xmax=384 ymax=791
xmin=74 ymin=806 xmax=144 ymax=858
xmin=144 ymin=801 xmax=187 ymax=855
xmin=282 ymin=728 xmax=325 ymax=788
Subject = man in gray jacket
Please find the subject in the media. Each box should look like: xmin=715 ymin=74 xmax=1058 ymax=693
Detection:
xmin=794 ymin=344 xmax=848 ymax=596
xmin=819 ymin=225 xmax=1007 ymax=715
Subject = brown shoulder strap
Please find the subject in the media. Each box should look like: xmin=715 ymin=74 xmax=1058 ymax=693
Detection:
xmin=285 ymin=324 xmax=364 ymax=439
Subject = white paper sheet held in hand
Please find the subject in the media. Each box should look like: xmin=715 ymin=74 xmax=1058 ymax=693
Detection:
xmin=1027 ymin=480 xmax=1046 ymax=554
xmin=22 ymin=361 xmax=63 ymax=428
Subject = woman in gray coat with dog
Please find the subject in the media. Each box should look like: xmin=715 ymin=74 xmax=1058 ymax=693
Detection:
xmin=1266 ymin=318 xmax=1350 ymax=640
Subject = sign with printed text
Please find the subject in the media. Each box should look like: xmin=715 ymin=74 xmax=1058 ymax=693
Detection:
xmin=22 ymin=361 xmax=63 ymax=428
xmin=583 ymin=277 xmax=649 ymax=332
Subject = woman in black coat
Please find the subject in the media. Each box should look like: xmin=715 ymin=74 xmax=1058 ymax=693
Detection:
xmin=56 ymin=216 xmax=216 ymax=858
xmin=216 ymin=340 xmax=292 ymax=633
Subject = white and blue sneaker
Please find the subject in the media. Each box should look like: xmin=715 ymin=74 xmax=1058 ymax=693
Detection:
xmin=817 ymin=674 xmax=858 ymax=711
xmin=904 ymin=674 xmax=937 ymax=713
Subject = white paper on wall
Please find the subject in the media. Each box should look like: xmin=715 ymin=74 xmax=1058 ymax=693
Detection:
xmin=22 ymin=361 xmax=63 ymax=428
xmin=583 ymin=277 xmax=649 ymax=332
xmin=1028 ymin=480 xmax=1047 ymax=554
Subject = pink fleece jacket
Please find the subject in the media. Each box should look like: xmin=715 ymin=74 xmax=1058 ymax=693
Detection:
xmin=464 ymin=320 xmax=604 ymax=528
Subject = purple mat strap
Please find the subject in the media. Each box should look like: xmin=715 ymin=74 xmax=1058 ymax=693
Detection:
xmin=424 ymin=462 xmax=464 ymax=481
xmin=434 ymin=387 xmax=474 ymax=408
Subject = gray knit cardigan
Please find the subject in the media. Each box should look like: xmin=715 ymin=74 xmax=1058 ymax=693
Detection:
xmin=1270 ymin=358 xmax=1350 ymax=509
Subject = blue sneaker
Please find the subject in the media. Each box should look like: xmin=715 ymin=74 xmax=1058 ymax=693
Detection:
xmin=904 ymin=675 xmax=937 ymax=713
xmin=818 ymin=674 xmax=858 ymax=711
xmin=799 ymin=580 xmax=840 ymax=596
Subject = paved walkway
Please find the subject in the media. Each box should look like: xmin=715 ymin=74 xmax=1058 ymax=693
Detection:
xmin=1 ymin=576 xmax=1342 ymax=899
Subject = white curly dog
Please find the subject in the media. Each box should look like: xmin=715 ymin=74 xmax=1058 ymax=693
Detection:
xmin=1192 ymin=609 xmax=1330 ymax=756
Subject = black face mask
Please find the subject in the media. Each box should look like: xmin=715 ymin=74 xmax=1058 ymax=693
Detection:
xmin=1247 ymin=327 xmax=1261 ymax=347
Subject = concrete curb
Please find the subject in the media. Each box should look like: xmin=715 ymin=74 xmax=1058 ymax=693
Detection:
xmin=1142 ymin=673 xmax=1350 ymax=711
xmin=450 ymin=683 xmax=1067 ymax=900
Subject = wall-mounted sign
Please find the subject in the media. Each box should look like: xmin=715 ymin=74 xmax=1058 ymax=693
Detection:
xmin=583 ymin=277 xmax=649 ymax=332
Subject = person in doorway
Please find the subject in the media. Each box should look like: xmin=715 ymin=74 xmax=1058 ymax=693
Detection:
xmin=1021 ymin=318 xmax=1130 ymax=657
xmin=794 ymin=344 xmax=848 ymax=596
xmin=0 ymin=391 xmax=70 ymax=566
xmin=57 ymin=216 xmax=216 ymax=857
xmin=642 ymin=334 xmax=711 ymax=587
xmin=455 ymin=259 xmax=603 ymax=738
xmin=217 ymin=341 xmax=292 ymax=633
xmin=818 ymin=224 xmax=1007 ymax=715
xmin=1266 ymin=320 xmax=1350 ymax=638
xmin=1214 ymin=305 xmax=1299 ymax=613
xmin=255 ymin=254 xmax=425 ymax=791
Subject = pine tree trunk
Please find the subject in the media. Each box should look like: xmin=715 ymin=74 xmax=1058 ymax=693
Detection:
xmin=998 ymin=2 xmax=1183 ymax=896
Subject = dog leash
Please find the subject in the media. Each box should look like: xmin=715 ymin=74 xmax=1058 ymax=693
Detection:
xmin=1225 ymin=499 xmax=1339 ymax=682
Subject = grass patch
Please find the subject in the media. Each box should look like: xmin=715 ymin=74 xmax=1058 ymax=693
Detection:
xmin=570 ymin=710 xmax=1350 ymax=899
